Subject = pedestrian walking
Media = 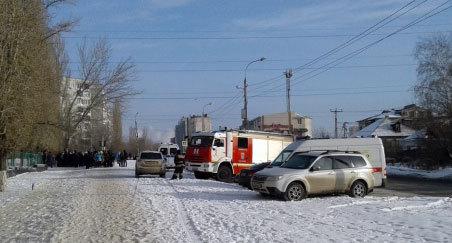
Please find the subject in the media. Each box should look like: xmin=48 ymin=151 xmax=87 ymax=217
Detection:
xmin=171 ymin=151 xmax=185 ymax=180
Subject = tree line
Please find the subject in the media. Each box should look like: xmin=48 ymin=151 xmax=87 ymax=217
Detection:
xmin=0 ymin=0 xmax=136 ymax=191
xmin=413 ymin=34 xmax=452 ymax=168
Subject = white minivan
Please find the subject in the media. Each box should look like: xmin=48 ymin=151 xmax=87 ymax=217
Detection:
xmin=278 ymin=138 xmax=387 ymax=187
xmin=158 ymin=143 xmax=179 ymax=168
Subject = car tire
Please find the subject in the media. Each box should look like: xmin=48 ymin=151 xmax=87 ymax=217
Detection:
xmin=216 ymin=165 xmax=233 ymax=183
xmin=194 ymin=171 xmax=210 ymax=180
xmin=283 ymin=182 xmax=306 ymax=201
xmin=135 ymin=172 xmax=140 ymax=178
xmin=159 ymin=173 xmax=166 ymax=178
xmin=349 ymin=181 xmax=367 ymax=198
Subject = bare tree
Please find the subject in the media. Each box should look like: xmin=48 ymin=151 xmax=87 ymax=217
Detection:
xmin=313 ymin=127 xmax=331 ymax=139
xmin=414 ymin=34 xmax=452 ymax=166
xmin=414 ymin=34 xmax=452 ymax=116
xmin=60 ymin=39 xmax=138 ymax=149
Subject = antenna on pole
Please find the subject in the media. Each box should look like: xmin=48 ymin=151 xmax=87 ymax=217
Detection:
xmin=330 ymin=108 xmax=343 ymax=138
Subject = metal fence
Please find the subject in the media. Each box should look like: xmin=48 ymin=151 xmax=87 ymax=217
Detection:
xmin=6 ymin=153 xmax=43 ymax=169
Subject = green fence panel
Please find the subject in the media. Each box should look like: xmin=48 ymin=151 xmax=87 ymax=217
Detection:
xmin=6 ymin=152 xmax=43 ymax=169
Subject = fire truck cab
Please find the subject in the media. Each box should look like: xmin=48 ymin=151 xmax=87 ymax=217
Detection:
xmin=185 ymin=130 xmax=293 ymax=182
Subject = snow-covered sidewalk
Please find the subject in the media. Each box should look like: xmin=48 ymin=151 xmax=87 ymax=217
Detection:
xmin=0 ymin=163 xmax=451 ymax=242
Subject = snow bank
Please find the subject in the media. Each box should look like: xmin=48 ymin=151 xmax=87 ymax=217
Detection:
xmin=387 ymin=165 xmax=452 ymax=180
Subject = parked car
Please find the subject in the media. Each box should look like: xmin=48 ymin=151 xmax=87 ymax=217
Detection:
xmin=251 ymin=151 xmax=375 ymax=201
xmin=135 ymin=151 xmax=166 ymax=178
xmin=237 ymin=149 xmax=293 ymax=189
xmin=237 ymin=162 xmax=270 ymax=189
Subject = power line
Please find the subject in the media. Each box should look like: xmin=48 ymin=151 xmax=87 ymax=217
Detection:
xmin=129 ymin=109 xmax=389 ymax=119
xmin=251 ymin=1 xmax=452 ymax=97
xmin=138 ymin=84 xmax=411 ymax=95
xmin=69 ymin=63 xmax=416 ymax=73
xmin=60 ymin=30 xmax=451 ymax=40
xmin=72 ymin=23 xmax=452 ymax=33
xmin=126 ymin=89 xmax=412 ymax=100
xmin=67 ymin=53 xmax=415 ymax=64
xmin=244 ymin=0 xmax=425 ymax=93
xmin=196 ymin=1 xmax=449 ymax=116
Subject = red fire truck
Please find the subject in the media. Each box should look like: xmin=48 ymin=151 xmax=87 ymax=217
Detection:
xmin=185 ymin=130 xmax=293 ymax=182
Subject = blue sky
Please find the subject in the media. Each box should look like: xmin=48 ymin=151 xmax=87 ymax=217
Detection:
xmin=54 ymin=0 xmax=452 ymax=141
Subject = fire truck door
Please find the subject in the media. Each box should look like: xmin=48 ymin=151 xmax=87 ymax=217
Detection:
xmin=212 ymin=138 xmax=225 ymax=162
xmin=233 ymin=137 xmax=253 ymax=174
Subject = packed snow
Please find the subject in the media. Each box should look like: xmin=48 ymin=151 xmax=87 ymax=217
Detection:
xmin=0 ymin=162 xmax=451 ymax=242
xmin=387 ymin=164 xmax=452 ymax=181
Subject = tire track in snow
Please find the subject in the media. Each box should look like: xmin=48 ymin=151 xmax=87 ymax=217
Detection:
xmin=382 ymin=197 xmax=452 ymax=212
xmin=161 ymin=179 xmax=203 ymax=243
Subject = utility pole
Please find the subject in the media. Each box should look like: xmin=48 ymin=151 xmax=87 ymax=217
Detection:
xmin=242 ymin=76 xmax=248 ymax=130
xmin=330 ymin=108 xmax=343 ymax=138
xmin=134 ymin=112 xmax=139 ymax=156
xmin=202 ymin=102 xmax=212 ymax=132
xmin=284 ymin=69 xmax=293 ymax=134
xmin=242 ymin=57 xmax=266 ymax=130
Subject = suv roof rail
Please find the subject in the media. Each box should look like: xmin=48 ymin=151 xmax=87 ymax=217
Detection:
xmin=299 ymin=150 xmax=362 ymax=155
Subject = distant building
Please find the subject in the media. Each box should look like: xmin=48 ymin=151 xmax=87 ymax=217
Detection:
xmin=174 ymin=115 xmax=212 ymax=151
xmin=243 ymin=112 xmax=313 ymax=138
xmin=353 ymin=104 xmax=427 ymax=155
xmin=61 ymin=78 xmax=112 ymax=150
xmin=357 ymin=104 xmax=428 ymax=130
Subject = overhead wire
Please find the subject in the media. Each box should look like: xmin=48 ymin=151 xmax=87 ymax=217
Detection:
xmin=250 ymin=0 xmax=452 ymax=98
xmin=245 ymin=0 xmax=425 ymax=94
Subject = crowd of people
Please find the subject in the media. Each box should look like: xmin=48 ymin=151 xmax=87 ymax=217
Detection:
xmin=40 ymin=148 xmax=186 ymax=179
xmin=42 ymin=149 xmax=130 ymax=169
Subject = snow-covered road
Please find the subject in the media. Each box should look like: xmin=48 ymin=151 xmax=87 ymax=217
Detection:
xmin=1 ymin=163 xmax=451 ymax=242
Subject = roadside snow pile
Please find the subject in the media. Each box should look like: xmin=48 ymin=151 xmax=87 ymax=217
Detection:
xmin=387 ymin=165 xmax=452 ymax=180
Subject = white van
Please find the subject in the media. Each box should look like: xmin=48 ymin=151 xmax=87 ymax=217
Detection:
xmin=158 ymin=143 xmax=179 ymax=168
xmin=281 ymin=138 xmax=387 ymax=187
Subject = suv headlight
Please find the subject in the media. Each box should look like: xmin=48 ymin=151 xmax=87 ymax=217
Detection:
xmin=266 ymin=176 xmax=283 ymax=181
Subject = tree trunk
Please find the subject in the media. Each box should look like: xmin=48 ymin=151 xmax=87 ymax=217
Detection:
xmin=0 ymin=153 xmax=7 ymax=192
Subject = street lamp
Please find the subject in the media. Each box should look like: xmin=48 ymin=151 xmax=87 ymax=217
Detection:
xmin=202 ymin=102 xmax=212 ymax=131
xmin=242 ymin=57 xmax=266 ymax=130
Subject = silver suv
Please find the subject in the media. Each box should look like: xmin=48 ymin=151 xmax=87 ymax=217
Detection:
xmin=251 ymin=151 xmax=375 ymax=201
xmin=135 ymin=151 xmax=166 ymax=178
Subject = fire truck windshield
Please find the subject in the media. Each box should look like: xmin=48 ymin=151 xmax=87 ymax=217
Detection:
xmin=190 ymin=136 xmax=214 ymax=147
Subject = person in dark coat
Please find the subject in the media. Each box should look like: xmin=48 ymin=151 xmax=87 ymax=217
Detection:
xmin=171 ymin=150 xmax=185 ymax=180
xmin=46 ymin=151 xmax=53 ymax=168
xmin=84 ymin=152 xmax=91 ymax=169
xmin=56 ymin=152 xmax=62 ymax=167
xmin=107 ymin=150 xmax=114 ymax=167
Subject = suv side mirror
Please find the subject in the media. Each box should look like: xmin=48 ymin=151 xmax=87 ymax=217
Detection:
xmin=310 ymin=166 xmax=320 ymax=172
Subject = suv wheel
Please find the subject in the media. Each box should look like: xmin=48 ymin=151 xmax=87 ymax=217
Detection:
xmin=283 ymin=182 xmax=306 ymax=201
xmin=216 ymin=165 xmax=233 ymax=182
xmin=349 ymin=181 xmax=367 ymax=198
xmin=159 ymin=173 xmax=166 ymax=178
xmin=135 ymin=172 xmax=140 ymax=178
